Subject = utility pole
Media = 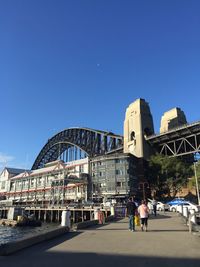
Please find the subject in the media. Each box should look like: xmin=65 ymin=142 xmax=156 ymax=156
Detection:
xmin=138 ymin=181 xmax=149 ymax=200
xmin=194 ymin=161 xmax=200 ymax=205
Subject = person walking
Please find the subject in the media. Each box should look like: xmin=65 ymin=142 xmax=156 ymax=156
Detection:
xmin=125 ymin=197 xmax=137 ymax=232
xmin=138 ymin=200 xmax=150 ymax=232
xmin=152 ymin=198 xmax=157 ymax=217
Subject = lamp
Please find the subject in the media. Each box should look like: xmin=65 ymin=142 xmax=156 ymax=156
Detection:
xmin=138 ymin=181 xmax=149 ymax=200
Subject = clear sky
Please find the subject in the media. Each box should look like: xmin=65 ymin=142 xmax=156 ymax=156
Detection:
xmin=0 ymin=0 xmax=200 ymax=171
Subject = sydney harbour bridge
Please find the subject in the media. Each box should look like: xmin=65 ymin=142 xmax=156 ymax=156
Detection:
xmin=32 ymin=128 xmax=123 ymax=170
xmin=32 ymin=99 xmax=200 ymax=171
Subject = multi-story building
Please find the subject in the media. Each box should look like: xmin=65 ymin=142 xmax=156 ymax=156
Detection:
xmin=0 ymin=159 xmax=88 ymax=206
xmin=0 ymin=153 xmax=140 ymax=205
xmin=0 ymin=168 xmax=27 ymax=200
xmin=90 ymin=153 xmax=139 ymax=202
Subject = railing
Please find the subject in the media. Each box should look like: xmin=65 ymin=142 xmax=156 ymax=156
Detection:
xmin=176 ymin=206 xmax=200 ymax=233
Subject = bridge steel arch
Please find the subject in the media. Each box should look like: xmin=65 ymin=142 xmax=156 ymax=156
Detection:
xmin=32 ymin=127 xmax=123 ymax=170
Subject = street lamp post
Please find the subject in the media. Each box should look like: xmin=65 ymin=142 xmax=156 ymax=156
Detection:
xmin=138 ymin=181 xmax=149 ymax=200
xmin=194 ymin=162 xmax=200 ymax=205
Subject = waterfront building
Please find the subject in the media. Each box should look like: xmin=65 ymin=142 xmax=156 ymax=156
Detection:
xmin=0 ymin=168 xmax=27 ymax=200
xmin=0 ymin=159 xmax=88 ymax=206
xmin=0 ymin=154 xmax=140 ymax=204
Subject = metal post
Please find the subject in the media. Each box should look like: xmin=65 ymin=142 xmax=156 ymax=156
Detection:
xmin=194 ymin=162 xmax=200 ymax=205
xmin=138 ymin=182 xmax=149 ymax=200
xmin=142 ymin=184 xmax=145 ymax=200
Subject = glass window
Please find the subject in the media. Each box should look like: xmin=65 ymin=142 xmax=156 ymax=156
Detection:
xmin=116 ymin=182 xmax=121 ymax=187
xmin=31 ymin=179 xmax=34 ymax=187
xmin=1 ymin=181 xmax=5 ymax=189
xmin=116 ymin=170 xmax=123 ymax=175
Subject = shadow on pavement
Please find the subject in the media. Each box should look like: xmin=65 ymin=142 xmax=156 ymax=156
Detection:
xmin=1 ymin=250 xmax=200 ymax=267
xmin=149 ymin=214 xmax=172 ymax=219
xmin=149 ymin=229 xmax=188 ymax=232
xmin=86 ymin=228 xmax=189 ymax=232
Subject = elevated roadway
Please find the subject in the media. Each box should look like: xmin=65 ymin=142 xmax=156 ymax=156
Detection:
xmin=146 ymin=121 xmax=200 ymax=157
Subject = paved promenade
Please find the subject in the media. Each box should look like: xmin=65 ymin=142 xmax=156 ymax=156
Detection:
xmin=0 ymin=212 xmax=200 ymax=267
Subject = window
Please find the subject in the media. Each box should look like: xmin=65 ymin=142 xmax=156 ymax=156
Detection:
xmin=38 ymin=177 xmax=42 ymax=186
xmin=101 ymin=182 xmax=106 ymax=188
xmin=30 ymin=179 xmax=34 ymax=187
xmin=79 ymin=165 xmax=84 ymax=173
xmin=10 ymin=182 xmax=15 ymax=190
xmin=130 ymin=131 xmax=135 ymax=140
xmin=116 ymin=170 xmax=123 ymax=175
xmin=1 ymin=181 xmax=5 ymax=189
xmin=22 ymin=180 xmax=26 ymax=189
xmin=116 ymin=182 xmax=121 ymax=187
xmin=116 ymin=159 xmax=124 ymax=164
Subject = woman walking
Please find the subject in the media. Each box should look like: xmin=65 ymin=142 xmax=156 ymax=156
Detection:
xmin=138 ymin=200 xmax=150 ymax=232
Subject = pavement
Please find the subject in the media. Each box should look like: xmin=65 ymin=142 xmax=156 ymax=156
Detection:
xmin=0 ymin=212 xmax=200 ymax=267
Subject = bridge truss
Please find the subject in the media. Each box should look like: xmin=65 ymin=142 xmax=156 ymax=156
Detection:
xmin=32 ymin=127 xmax=123 ymax=170
xmin=146 ymin=121 xmax=200 ymax=157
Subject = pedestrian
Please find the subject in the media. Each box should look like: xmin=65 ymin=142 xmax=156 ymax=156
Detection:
xmin=152 ymin=198 xmax=157 ymax=216
xmin=125 ymin=197 xmax=137 ymax=232
xmin=148 ymin=201 xmax=153 ymax=215
xmin=138 ymin=200 xmax=150 ymax=232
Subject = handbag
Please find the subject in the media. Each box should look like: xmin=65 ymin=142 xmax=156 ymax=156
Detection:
xmin=134 ymin=215 xmax=140 ymax=226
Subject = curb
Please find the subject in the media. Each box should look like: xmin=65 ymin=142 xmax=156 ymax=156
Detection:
xmin=0 ymin=226 xmax=69 ymax=256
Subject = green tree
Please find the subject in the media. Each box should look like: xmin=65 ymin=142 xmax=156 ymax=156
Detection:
xmin=189 ymin=160 xmax=200 ymax=188
xmin=147 ymin=154 xmax=167 ymax=198
xmin=148 ymin=154 xmax=192 ymax=198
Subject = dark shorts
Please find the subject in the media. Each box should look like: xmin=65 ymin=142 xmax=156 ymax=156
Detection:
xmin=140 ymin=217 xmax=148 ymax=226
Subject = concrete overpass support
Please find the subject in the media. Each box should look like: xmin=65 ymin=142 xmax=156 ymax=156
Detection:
xmin=124 ymin=98 xmax=154 ymax=160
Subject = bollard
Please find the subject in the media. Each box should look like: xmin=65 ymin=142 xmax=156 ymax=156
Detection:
xmin=180 ymin=204 xmax=183 ymax=215
xmin=189 ymin=213 xmax=194 ymax=233
xmin=183 ymin=207 xmax=189 ymax=219
xmin=190 ymin=209 xmax=196 ymax=224
xmin=110 ymin=205 xmax=115 ymax=216
xmin=94 ymin=208 xmax=99 ymax=220
xmin=61 ymin=210 xmax=71 ymax=228
xmin=189 ymin=213 xmax=192 ymax=233
xmin=188 ymin=209 xmax=196 ymax=233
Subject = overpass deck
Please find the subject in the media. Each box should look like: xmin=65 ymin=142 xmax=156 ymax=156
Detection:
xmin=146 ymin=121 xmax=200 ymax=156
xmin=1 ymin=212 xmax=200 ymax=267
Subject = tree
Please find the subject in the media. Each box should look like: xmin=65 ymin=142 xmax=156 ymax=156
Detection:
xmin=189 ymin=160 xmax=200 ymax=188
xmin=147 ymin=154 xmax=167 ymax=198
xmin=148 ymin=154 xmax=192 ymax=198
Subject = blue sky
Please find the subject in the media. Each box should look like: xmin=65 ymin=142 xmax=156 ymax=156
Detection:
xmin=0 ymin=0 xmax=200 ymax=171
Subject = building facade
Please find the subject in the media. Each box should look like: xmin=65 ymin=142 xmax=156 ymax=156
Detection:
xmin=90 ymin=153 xmax=139 ymax=202
xmin=0 ymin=153 xmax=140 ymax=205
xmin=0 ymin=168 xmax=26 ymax=200
xmin=0 ymin=159 xmax=89 ymax=206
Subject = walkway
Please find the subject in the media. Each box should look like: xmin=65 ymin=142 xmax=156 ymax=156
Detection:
xmin=1 ymin=212 xmax=200 ymax=267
